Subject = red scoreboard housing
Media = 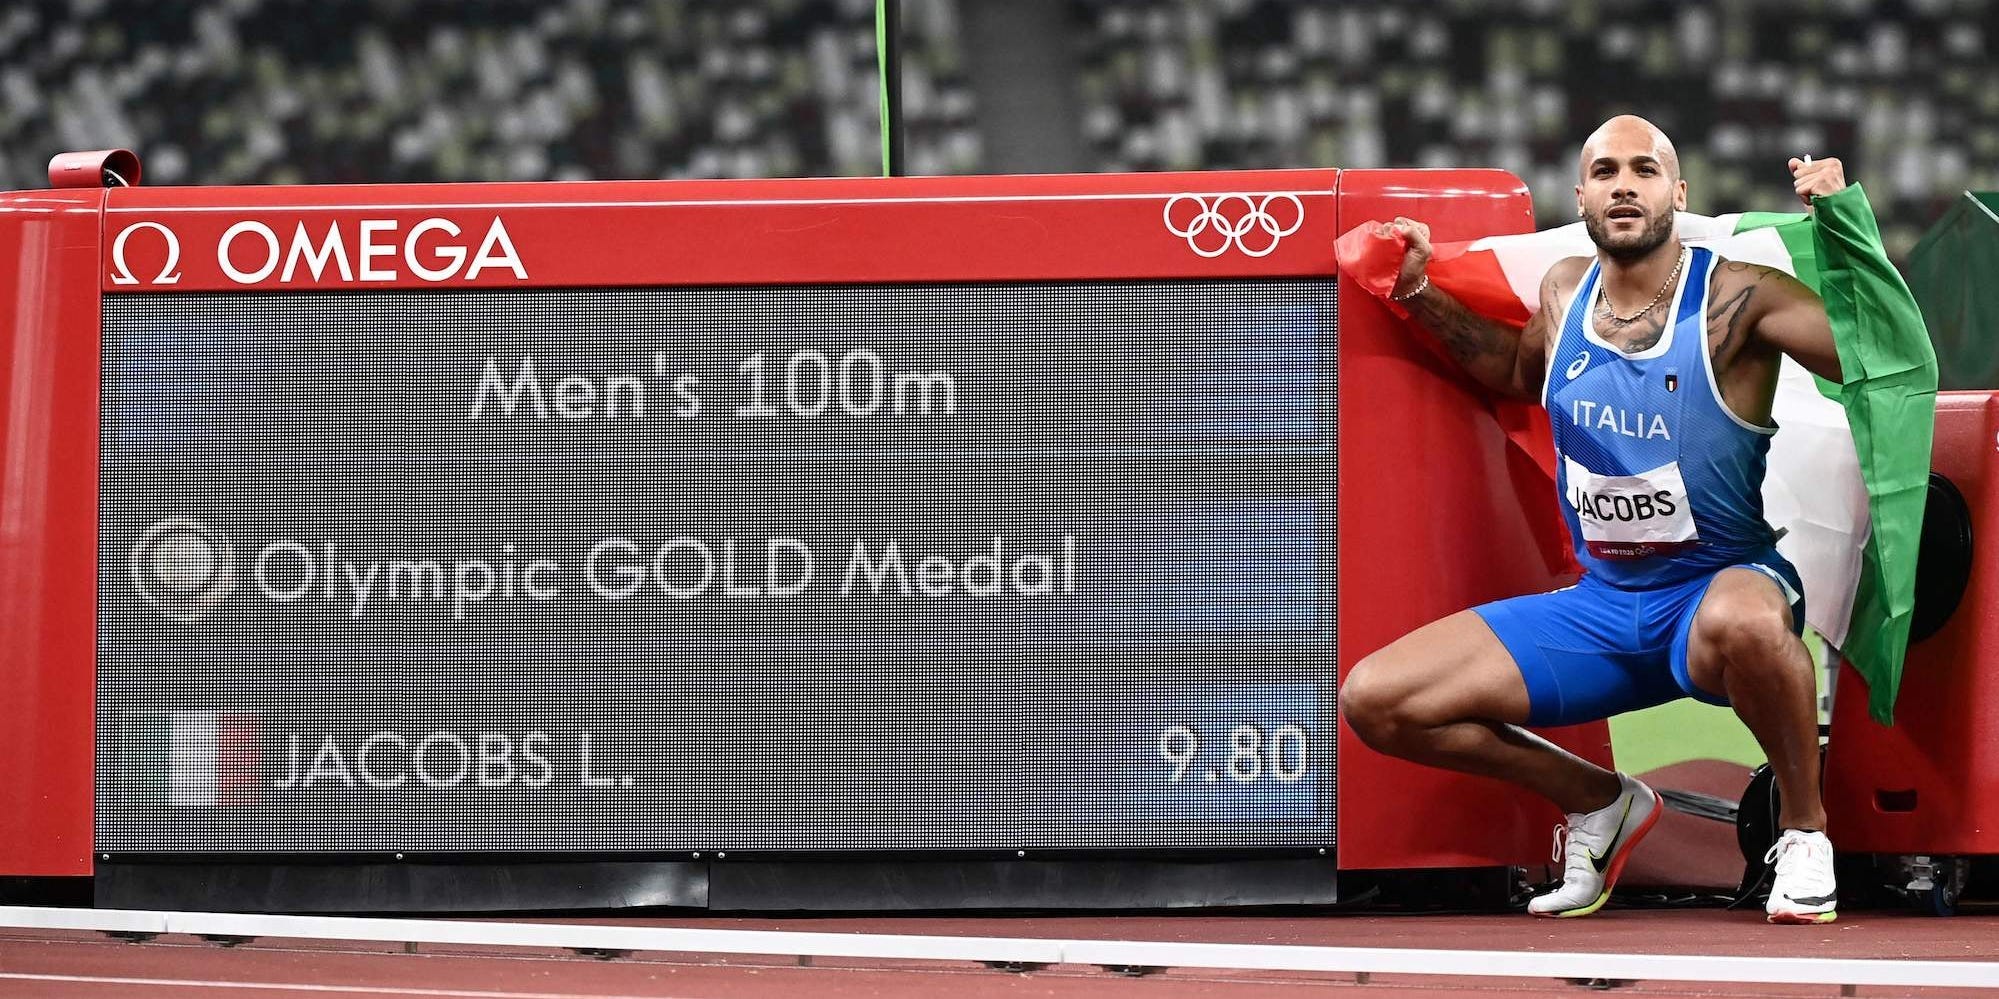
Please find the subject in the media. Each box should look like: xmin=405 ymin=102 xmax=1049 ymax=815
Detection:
xmin=0 ymin=160 xmax=1607 ymax=908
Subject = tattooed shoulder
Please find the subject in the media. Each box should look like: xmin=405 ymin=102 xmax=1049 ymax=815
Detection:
xmin=1706 ymin=261 xmax=1773 ymax=364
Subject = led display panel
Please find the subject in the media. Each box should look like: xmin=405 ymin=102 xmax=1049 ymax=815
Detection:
xmin=96 ymin=279 xmax=1335 ymax=853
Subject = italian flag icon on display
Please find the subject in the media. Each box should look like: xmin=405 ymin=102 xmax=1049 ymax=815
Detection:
xmin=119 ymin=710 xmax=263 ymax=806
xmin=1337 ymin=184 xmax=1938 ymax=725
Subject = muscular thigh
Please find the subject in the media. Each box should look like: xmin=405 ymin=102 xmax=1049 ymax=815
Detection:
xmin=1346 ymin=610 xmax=1533 ymax=727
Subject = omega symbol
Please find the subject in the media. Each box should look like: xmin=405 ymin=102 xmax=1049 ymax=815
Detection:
xmin=109 ymin=221 xmax=183 ymax=286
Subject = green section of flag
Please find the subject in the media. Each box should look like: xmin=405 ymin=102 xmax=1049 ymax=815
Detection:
xmin=1735 ymin=185 xmax=1940 ymax=724
xmin=119 ymin=711 xmax=170 ymax=804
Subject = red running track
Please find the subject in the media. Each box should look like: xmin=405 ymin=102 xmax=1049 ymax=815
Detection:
xmin=3 ymin=909 xmax=1997 ymax=998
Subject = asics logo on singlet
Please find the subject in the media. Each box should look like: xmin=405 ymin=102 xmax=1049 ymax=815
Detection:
xmin=1163 ymin=193 xmax=1305 ymax=258
xmin=1566 ymin=352 xmax=1590 ymax=380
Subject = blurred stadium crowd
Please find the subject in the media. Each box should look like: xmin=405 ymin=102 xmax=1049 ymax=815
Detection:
xmin=3 ymin=0 xmax=1994 ymax=260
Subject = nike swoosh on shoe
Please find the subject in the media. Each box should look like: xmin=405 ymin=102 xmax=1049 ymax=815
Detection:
xmin=1781 ymin=892 xmax=1838 ymax=906
xmin=1587 ymin=797 xmax=1638 ymax=874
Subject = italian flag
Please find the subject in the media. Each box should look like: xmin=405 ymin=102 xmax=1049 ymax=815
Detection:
xmin=1336 ymin=184 xmax=1938 ymax=724
xmin=118 ymin=710 xmax=262 ymax=806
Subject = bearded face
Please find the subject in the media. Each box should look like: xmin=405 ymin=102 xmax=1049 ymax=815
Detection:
xmin=1582 ymin=195 xmax=1676 ymax=260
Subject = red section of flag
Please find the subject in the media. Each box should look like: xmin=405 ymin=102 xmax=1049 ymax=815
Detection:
xmin=1336 ymin=220 xmax=1579 ymax=577
xmin=1333 ymin=221 xmax=1411 ymax=302
xmin=217 ymin=712 xmax=261 ymax=807
xmin=1333 ymin=223 xmax=1538 ymax=327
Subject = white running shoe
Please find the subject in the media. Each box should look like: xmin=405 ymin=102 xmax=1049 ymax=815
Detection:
xmin=1764 ymin=829 xmax=1839 ymax=924
xmin=1528 ymin=772 xmax=1663 ymax=918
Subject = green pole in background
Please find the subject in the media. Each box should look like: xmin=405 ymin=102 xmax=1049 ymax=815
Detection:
xmin=877 ymin=0 xmax=904 ymax=176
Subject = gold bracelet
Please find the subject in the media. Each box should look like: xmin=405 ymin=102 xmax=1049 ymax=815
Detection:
xmin=1390 ymin=273 xmax=1429 ymax=301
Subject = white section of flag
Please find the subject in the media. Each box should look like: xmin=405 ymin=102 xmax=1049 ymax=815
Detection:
xmin=169 ymin=710 xmax=219 ymax=807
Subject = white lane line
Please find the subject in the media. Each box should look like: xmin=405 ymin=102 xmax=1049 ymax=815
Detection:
xmin=0 ymin=972 xmax=679 ymax=999
xmin=4 ymin=906 xmax=1998 ymax=990
xmin=0 ymin=907 xmax=1060 ymax=965
xmin=1062 ymin=939 xmax=1999 ymax=989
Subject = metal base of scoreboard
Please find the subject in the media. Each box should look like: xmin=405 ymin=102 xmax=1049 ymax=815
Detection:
xmin=0 ymin=877 xmax=91 ymax=908
xmin=709 ymin=857 xmax=1342 ymax=911
xmin=95 ymin=857 xmax=1353 ymax=913
xmin=97 ymin=860 xmax=709 ymax=913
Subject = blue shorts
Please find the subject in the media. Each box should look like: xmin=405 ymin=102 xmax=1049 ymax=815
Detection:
xmin=1471 ymin=549 xmax=1806 ymax=728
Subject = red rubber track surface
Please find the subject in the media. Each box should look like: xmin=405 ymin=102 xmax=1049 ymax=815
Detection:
xmin=4 ymin=909 xmax=1997 ymax=998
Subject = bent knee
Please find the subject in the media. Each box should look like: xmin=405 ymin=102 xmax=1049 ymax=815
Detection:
xmin=1696 ymin=596 xmax=1795 ymax=663
xmin=1341 ymin=656 xmax=1426 ymax=750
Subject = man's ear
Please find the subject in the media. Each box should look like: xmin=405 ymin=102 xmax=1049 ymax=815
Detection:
xmin=1674 ymin=179 xmax=1688 ymax=212
xmin=1575 ymin=185 xmax=1585 ymax=217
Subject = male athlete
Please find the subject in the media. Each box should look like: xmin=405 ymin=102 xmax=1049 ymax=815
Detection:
xmin=1341 ymin=115 xmax=1850 ymax=923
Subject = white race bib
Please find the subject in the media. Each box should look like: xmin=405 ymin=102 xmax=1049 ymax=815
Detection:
xmin=1564 ymin=457 xmax=1701 ymax=559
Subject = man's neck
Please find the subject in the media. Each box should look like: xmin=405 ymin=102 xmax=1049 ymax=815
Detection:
xmin=1597 ymin=239 xmax=1685 ymax=312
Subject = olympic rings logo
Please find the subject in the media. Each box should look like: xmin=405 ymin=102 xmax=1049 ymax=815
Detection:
xmin=1163 ymin=193 xmax=1306 ymax=258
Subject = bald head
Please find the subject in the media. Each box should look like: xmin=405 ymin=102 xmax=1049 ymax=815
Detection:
xmin=1579 ymin=115 xmax=1680 ymax=183
xmin=1575 ymin=115 xmax=1686 ymax=260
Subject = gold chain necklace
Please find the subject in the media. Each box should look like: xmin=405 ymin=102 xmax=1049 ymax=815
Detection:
xmin=1600 ymin=249 xmax=1686 ymax=325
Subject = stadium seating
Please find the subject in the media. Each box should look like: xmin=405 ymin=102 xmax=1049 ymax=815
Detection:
xmin=2 ymin=0 xmax=1992 ymax=261
xmin=1067 ymin=0 xmax=1999 ymax=261
xmin=0 ymin=0 xmax=977 ymax=186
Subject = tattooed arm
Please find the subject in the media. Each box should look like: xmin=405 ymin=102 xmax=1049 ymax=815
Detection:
xmin=1750 ymin=269 xmax=1843 ymax=382
xmin=1380 ymin=215 xmax=1576 ymax=402
xmin=1398 ymin=267 xmax=1568 ymax=401
xmin=1709 ymin=262 xmax=1842 ymax=383
xmin=1743 ymin=154 xmax=1847 ymax=383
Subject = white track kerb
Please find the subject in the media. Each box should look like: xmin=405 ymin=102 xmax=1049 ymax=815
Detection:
xmin=3 ymin=906 xmax=1998 ymax=990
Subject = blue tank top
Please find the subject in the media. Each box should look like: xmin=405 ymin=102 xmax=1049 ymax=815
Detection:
xmin=1544 ymin=246 xmax=1778 ymax=588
